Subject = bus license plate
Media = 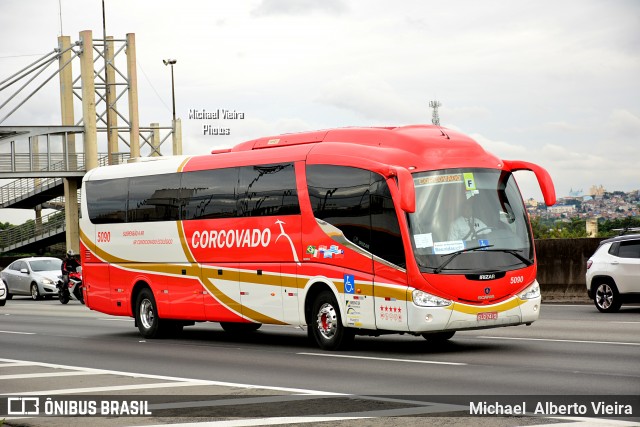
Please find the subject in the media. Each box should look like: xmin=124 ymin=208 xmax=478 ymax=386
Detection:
xmin=477 ymin=311 xmax=498 ymax=321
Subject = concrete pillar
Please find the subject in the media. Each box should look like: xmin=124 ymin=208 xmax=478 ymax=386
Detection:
xmin=105 ymin=36 xmax=119 ymax=165
xmin=150 ymin=123 xmax=160 ymax=157
xmin=64 ymin=178 xmax=80 ymax=254
xmin=126 ymin=33 xmax=140 ymax=159
xmin=172 ymin=118 xmax=182 ymax=155
xmin=35 ymin=205 xmax=42 ymax=237
xmin=79 ymin=30 xmax=98 ymax=171
xmin=58 ymin=35 xmax=76 ymax=170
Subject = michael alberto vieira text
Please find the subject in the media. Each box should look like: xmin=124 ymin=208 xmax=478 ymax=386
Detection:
xmin=470 ymin=400 xmax=634 ymax=416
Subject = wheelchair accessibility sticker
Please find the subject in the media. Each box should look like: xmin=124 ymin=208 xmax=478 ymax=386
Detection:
xmin=344 ymin=274 xmax=355 ymax=294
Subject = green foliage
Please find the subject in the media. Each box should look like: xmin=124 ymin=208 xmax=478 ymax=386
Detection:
xmin=597 ymin=216 xmax=640 ymax=238
xmin=531 ymin=216 xmax=640 ymax=239
xmin=531 ymin=217 xmax=587 ymax=239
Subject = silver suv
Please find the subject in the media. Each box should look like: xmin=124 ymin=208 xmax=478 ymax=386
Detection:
xmin=586 ymin=234 xmax=640 ymax=312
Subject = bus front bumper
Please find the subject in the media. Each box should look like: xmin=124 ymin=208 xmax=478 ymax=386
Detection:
xmin=407 ymin=292 xmax=541 ymax=334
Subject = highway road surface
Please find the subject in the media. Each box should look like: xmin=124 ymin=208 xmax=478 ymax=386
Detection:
xmin=0 ymin=298 xmax=638 ymax=426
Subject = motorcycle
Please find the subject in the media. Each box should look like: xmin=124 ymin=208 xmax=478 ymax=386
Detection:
xmin=58 ymin=267 xmax=84 ymax=305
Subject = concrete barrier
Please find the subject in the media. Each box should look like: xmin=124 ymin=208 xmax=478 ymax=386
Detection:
xmin=535 ymin=238 xmax=604 ymax=302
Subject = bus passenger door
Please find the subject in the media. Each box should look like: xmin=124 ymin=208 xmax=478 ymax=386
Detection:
xmin=371 ymin=176 xmax=409 ymax=331
xmin=374 ymin=264 xmax=408 ymax=331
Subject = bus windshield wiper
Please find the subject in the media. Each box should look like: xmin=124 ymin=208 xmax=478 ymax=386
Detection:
xmin=433 ymin=245 xmax=495 ymax=274
xmin=482 ymin=248 xmax=533 ymax=266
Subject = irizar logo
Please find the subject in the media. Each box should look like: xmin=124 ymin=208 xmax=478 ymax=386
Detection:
xmin=479 ymin=274 xmax=496 ymax=280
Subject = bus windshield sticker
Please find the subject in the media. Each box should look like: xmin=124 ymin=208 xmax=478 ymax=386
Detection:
xmin=463 ymin=172 xmax=476 ymax=191
xmin=414 ymin=233 xmax=433 ymax=249
xmin=415 ymin=173 xmax=462 ymax=187
xmin=433 ymin=241 xmax=465 ymax=254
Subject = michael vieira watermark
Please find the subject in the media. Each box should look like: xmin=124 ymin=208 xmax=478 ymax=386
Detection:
xmin=470 ymin=399 xmax=634 ymax=416
xmin=188 ymin=108 xmax=245 ymax=136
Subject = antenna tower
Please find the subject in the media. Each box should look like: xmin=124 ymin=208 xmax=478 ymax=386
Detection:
xmin=429 ymin=100 xmax=441 ymax=126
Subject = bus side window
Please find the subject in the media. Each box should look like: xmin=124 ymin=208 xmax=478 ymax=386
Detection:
xmin=238 ymin=163 xmax=300 ymax=217
xmin=86 ymin=178 xmax=128 ymax=224
xmin=306 ymin=165 xmax=372 ymax=252
xmin=180 ymin=168 xmax=239 ymax=220
xmin=128 ymin=174 xmax=181 ymax=222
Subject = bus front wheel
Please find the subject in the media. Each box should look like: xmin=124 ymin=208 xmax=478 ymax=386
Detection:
xmin=309 ymin=290 xmax=354 ymax=351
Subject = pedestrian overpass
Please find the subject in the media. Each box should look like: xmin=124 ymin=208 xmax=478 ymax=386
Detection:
xmin=0 ymin=30 xmax=181 ymax=256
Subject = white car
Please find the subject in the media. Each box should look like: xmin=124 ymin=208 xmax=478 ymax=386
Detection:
xmin=1 ymin=257 xmax=63 ymax=300
xmin=586 ymin=234 xmax=640 ymax=312
xmin=0 ymin=280 xmax=6 ymax=306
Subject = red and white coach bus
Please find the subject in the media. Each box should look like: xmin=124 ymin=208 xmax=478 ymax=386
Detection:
xmin=79 ymin=125 xmax=556 ymax=350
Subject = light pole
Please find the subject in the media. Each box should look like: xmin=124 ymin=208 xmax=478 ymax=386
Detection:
xmin=163 ymin=59 xmax=177 ymax=122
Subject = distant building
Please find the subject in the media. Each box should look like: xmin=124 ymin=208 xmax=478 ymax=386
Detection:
xmin=589 ymin=185 xmax=606 ymax=197
xmin=547 ymin=205 xmax=576 ymax=215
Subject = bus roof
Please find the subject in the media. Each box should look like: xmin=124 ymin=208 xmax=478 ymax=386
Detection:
xmin=222 ymin=124 xmax=502 ymax=172
xmin=85 ymin=125 xmax=505 ymax=181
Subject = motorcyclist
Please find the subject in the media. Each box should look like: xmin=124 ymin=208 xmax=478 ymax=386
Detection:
xmin=62 ymin=249 xmax=80 ymax=279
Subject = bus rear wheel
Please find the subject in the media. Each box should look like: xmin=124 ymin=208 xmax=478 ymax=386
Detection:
xmin=309 ymin=290 xmax=354 ymax=351
xmin=135 ymin=288 xmax=163 ymax=338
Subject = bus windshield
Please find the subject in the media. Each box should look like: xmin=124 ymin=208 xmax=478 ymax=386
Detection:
xmin=408 ymin=168 xmax=533 ymax=273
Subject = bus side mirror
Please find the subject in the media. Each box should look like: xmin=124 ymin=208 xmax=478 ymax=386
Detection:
xmin=503 ymin=160 xmax=556 ymax=206
xmin=390 ymin=166 xmax=416 ymax=213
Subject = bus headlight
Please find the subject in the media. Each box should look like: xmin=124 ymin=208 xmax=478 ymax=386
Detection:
xmin=412 ymin=290 xmax=452 ymax=307
xmin=518 ymin=282 xmax=540 ymax=300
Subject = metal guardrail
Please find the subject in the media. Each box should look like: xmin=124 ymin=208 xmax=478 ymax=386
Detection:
xmin=0 ymin=210 xmax=66 ymax=251
xmin=0 ymin=153 xmax=86 ymax=174
xmin=0 ymin=152 xmax=129 ymax=206
xmin=0 ymin=152 xmax=130 ymax=252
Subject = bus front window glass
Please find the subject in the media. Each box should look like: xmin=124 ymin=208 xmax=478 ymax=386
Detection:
xmin=408 ymin=169 xmax=533 ymax=273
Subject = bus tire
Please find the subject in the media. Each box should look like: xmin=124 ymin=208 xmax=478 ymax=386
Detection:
xmin=135 ymin=288 xmax=163 ymax=338
xmin=309 ymin=290 xmax=354 ymax=351
xmin=220 ymin=322 xmax=262 ymax=333
xmin=422 ymin=331 xmax=456 ymax=342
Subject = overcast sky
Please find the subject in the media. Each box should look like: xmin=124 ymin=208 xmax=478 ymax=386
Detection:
xmin=0 ymin=0 xmax=639 ymax=224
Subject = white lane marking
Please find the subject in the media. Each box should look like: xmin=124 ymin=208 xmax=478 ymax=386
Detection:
xmin=610 ymin=321 xmax=640 ymax=324
xmin=479 ymin=336 xmax=640 ymax=346
xmin=298 ymin=352 xmax=466 ymax=366
xmin=0 ymin=330 xmax=36 ymax=335
xmin=0 ymin=371 xmax=105 ymax=380
xmin=0 ymin=357 xmax=345 ymax=396
xmin=98 ymin=318 xmax=134 ymax=322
